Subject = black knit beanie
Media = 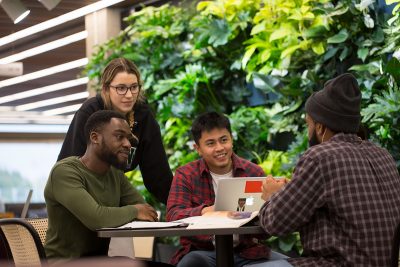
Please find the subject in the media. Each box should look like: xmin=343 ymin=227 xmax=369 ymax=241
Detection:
xmin=305 ymin=73 xmax=361 ymax=133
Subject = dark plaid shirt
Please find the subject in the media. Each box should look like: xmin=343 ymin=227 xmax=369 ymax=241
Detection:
xmin=167 ymin=154 xmax=267 ymax=265
xmin=260 ymin=133 xmax=400 ymax=267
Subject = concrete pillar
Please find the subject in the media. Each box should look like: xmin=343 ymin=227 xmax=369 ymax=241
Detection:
xmin=85 ymin=8 xmax=121 ymax=96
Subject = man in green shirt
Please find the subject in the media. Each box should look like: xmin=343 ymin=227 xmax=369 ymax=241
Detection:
xmin=44 ymin=110 xmax=158 ymax=261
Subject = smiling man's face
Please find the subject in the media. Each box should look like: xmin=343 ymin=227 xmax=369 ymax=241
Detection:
xmin=194 ymin=128 xmax=233 ymax=175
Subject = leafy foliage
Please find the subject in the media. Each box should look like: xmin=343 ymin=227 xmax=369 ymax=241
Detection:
xmin=361 ymin=65 xmax=400 ymax=166
xmin=84 ymin=0 xmax=400 ymax=251
xmin=243 ymin=0 xmax=332 ymax=78
xmin=265 ymin=232 xmax=303 ymax=255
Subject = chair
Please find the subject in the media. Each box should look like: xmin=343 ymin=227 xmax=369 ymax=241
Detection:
xmin=0 ymin=218 xmax=46 ymax=267
xmin=26 ymin=218 xmax=48 ymax=246
xmin=392 ymin=221 xmax=400 ymax=267
xmin=108 ymin=236 xmax=156 ymax=260
xmin=109 ymin=212 xmax=161 ymax=260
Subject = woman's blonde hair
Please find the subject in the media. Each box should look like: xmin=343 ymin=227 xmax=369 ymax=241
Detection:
xmin=100 ymin=58 xmax=145 ymax=129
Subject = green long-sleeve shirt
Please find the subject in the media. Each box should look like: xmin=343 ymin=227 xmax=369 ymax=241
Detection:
xmin=44 ymin=156 xmax=144 ymax=260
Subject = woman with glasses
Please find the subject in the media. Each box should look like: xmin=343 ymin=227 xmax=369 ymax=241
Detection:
xmin=57 ymin=57 xmax=172 ymax=204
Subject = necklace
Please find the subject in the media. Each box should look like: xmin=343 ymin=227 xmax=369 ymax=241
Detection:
xmin=129 ymin=111 xmax=136 ymax=131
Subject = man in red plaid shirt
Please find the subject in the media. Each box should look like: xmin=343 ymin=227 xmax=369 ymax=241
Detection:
xmin=166 ymin=112 xmax=280 ymax=267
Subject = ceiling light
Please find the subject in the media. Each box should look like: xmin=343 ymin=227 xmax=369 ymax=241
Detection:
xmin=0 ymin=0 xmax=30 ymax=24
xmin=0 ymin=31 xmax=87 ymax=64
xmin=16 ymin=91 xmax=89 ymax=111
xmin=0 ymin=58 xmax=88 ymax=88
xmin=0 ymin=110 xmax=72 ymax=126
xmin=0 ymin=77 xmax=88 ymax=104
xmin=0 ymin=106 xmax=12 ymax=112
xmin=0 ymin=0 xmax=125 ymax=47
xmin=0 ymin=124 xmax=70 ymax=134
xmin=38 ymin=0 xmax=61 ymax=11
xmin=43 ymin=103 xmax=82 ymax=116
xmin=0 ymin=62 xmax=23 ymax=77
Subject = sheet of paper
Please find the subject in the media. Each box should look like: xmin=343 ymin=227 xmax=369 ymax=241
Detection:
xmin=174 ymin=211 xmax=259 ymax=229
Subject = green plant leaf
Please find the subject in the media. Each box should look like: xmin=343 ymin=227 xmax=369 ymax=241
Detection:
xmin=363 ymin=14 xmax=374 ymax=28
xmin=312 ymin=14 xmax=330 ymax=29
xmin=278 ymin=234 xmax=296 ymax=252
xmin=349 ymin=61 xmax=380 ymax=73
xmin=393 ymin=4 xmax=400 ymax=14
xmin=327 ymin=29 xmax=349 ymax=43
xmin=281 ymin=45 xmax=301 ymax=59
xmin=357 ymin=48 xmax=369 ymax=62
xmin=252 ymin=73 xmax=280 ymax=93
xmin=388 ymin=13 xmax=399 ymax=26
xmin=283 ymin=100 xmax=303 ymax=115
xmin=372 ymin=28 xmax=384 ymax=43
xmin=251 ymin=21 xmax=266 ymax=35
xmin=339 ymin=46 xmax=350 ymax=61
xmin=304 ymin=25 xmax=327 ymax=38
xmin=380 ymin=42 xmax=396 ymax=55
xmin=208 ymin=19 xmax=232 ymax=46
xmin=323 ymin=47 xmax=339 ymax=61
xmin=260 ymin=49 xmax=272 ymax=63
xmin=270 ymin=25 xmax=295 ymax=42
xmin=312 ymin=42 xmax=325 ymax=55
xmin=328 ymin=5 xmax=349 ymax=17
xmin=242 ymin=47 xmax=257 ymax=69
xmin=386 ymin=58 xmax=400 ymax=82
xmin=197 ymin=1 xmax=211 ymax=11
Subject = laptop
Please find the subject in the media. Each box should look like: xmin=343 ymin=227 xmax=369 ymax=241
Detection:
xmin=20 ymin=189 xmax=33 ymax=219
xmin=214 ymin=177 xmax=266 ymax=212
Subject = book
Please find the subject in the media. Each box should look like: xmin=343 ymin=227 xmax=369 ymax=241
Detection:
xmin=174 ymin=211 xmax=259 ymax=229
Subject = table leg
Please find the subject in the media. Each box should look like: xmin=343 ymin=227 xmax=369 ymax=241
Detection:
xmin=215 ymin=234 xmax=233 ymax=267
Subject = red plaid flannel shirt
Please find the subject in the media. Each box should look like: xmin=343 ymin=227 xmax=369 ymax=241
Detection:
xmin=166 ymin=153 xmax=270 ymax=265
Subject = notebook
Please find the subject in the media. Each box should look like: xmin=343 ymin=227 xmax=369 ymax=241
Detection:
xmin=214 ymin=177 xmax=266 ymax=212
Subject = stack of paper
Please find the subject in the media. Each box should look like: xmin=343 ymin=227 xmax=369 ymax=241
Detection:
xmin=100 ymin=221 xmax=187 ymax=230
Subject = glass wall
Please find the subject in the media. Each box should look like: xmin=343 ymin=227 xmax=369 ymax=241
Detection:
xmin=0 ymin=142 xmax=61 ymax=203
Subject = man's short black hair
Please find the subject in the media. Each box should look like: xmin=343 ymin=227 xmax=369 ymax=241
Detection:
xmin=191 ymin=111 xmax=232 ymax=144
xmin=84 ymin=110 xmax=126 ymax=143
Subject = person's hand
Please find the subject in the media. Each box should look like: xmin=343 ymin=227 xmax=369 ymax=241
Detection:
xmin=201 ymin=205 xmax=214 ymax=215
xmin=133 ymin=203 xmax=158 ymax=222
xmin=261 ymin=175 xmax=288 ymax=201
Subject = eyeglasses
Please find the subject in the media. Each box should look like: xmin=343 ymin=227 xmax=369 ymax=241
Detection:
xmin=109 ymin=84 xmax=141 ymax=95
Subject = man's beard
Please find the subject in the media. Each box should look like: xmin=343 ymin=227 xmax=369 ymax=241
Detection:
xmin=99 ymin=140 xmax=128 ymax=170
xmin=308 ymin=129 xmax=320 ymax=147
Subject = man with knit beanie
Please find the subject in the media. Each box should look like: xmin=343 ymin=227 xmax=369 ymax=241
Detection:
xmin=249 ymin=73 xmax=400 ymax=267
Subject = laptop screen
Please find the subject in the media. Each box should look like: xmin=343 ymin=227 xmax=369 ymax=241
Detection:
xmin=214 ymin=177 xmax=266 ymax=212
xmin=20 ymin=189 xmax=33 ymax=219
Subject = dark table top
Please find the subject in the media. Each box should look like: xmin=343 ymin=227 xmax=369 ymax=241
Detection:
xmin=97 ymin=225 xmax=265 ymax=238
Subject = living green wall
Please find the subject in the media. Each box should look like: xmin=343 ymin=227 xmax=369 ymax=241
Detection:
xmin=85 ymin=0 xmax=400 ymax=253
